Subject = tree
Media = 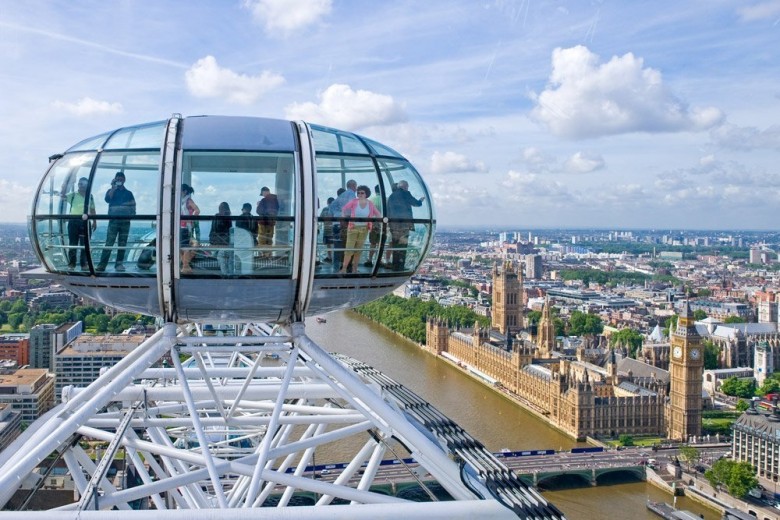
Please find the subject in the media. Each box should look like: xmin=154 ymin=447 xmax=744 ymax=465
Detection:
xmin=664 ymin=315 xmax=678 ymax=337
xmin=9 ymin=299 xmax=26 ymax=314
xmin=94 ymin=314 xmax=110 ymax=333
xmin=609 ymin=328 xmax=643 ymax=358
xmin=526 ymin=310 xmax=542 ymax=326
xmin=618 ymin=434 xmax=634 ymax=447
xmin=7 ymin=313 xmax=24 ymax=331
xmin=678 ymin=445 xmax=700 ymax=472
xmin=757 ymin=378 xmax=780 ymax=396
xmin=735 ymin=400 xmax=750 ymax=412
xmin=720 ymin=377 xmax=756 ymax=399
xmin=568 ymin=311 xmax=603 ymax=336
xmin=693 ymin=309 xmax=707 ymax=321
xmin=703 ymin=340 xmax=720 ymax=370
xmin=705 ymin=459 xmax=758 ymax=498
xmin=724 ymin=315 xmax=746 ymax=324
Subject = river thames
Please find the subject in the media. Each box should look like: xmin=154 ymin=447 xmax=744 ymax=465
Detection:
xmin=305 ymin=310 xmax=719 ymax=520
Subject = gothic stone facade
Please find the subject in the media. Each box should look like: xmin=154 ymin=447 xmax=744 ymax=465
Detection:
xmin=425 ymin=319 xmax=666 ymax=440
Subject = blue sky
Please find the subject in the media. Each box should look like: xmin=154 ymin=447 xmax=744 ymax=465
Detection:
xmin=1 ymin=0 xmax=779 ymax=229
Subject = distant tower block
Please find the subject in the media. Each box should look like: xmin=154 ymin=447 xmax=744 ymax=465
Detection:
xmin=491 ymin=260 xmax=523 ymax=335
xmin=525 ymin=254 xmax=542 ymax=280
xmin=667 ymin=301 xmax=704 ymax=441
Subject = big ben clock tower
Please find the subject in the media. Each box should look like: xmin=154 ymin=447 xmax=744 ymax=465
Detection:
xmin=667 ymin=301 xmax=704 ymax=442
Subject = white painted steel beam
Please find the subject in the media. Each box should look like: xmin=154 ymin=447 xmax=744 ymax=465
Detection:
xmin=0 ymin=321 xmax=524 ymax=519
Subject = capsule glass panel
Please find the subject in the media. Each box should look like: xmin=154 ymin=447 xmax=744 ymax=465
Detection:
xmin=178 ymin=151 xmax=297 ymax=277
xmin=66 ymin=133 xmax=111 ymax=153
xmin=310 ymin=126 xmax=369 ymax=154
xmin=33 ymin=153 xmax=97 ymax=272
xmin=104 ymin=121 xmax=165 ymax=150
xmin=314 ymin=155 xmax=381 ymax=276
xmin=90 ymin=151 xmax=160 ymax=274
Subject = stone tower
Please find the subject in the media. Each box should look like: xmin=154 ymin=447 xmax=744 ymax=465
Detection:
xmin=491 ymin=260 xmax=523 ymax=335
xmin=537 ymin=296 xmax=556 ymax=358
xmin=426 ymin=317 xmax=449 ymax=355
xmin=667 ymin=301 xmax=703 ymax=442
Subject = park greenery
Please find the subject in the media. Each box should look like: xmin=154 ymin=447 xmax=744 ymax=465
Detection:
xmin=0 ymin=299 xmax=155 ymax=334
xmin=704 ymin=459 xmax=758 ymax=498
xmin=576 ymin=241 xmax=750 ymax=261
xmin=441 ymin=278 xmax=479 ymax=298
xmin=702 ymin=410 xmax=742 ymax=436
xmin=355 ymin=295 xmax=489 ymax=344
xmin=568 ymin=311 xmax=603 ymax=336
xmin=720 ymin=377 xmax=757 ymax=399
xmin=557 ymin=268 xmax=677 ymax=287
xmin=718 ymin=371 xmax=780 ymax=399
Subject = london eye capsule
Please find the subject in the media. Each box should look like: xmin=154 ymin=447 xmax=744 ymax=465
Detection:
xmin=29 ymin=115 xmax=435 ymax=322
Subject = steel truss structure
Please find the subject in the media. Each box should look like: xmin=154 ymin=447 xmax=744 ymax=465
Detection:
xmin=0 ymin=322 xmax=564 ymax=519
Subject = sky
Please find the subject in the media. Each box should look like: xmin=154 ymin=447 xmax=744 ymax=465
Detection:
xmin=1 ymin=0 xmax=779 ymax=230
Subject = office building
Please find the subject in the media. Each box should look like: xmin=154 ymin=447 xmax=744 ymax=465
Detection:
xmin=54 ymin=334 xmax=147 ymax=399
xmin=0 ymin=368 xmax=55 ymax=424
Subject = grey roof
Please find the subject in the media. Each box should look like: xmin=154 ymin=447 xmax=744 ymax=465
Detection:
xmin=524 ymin=364 xmax=552 ymax=381
xmin=616 ymin=381 xmax=657 ymax=397
xmin=617 ymin=357 xmax=669 ymax=383
xmin=734 ymin=412 xmax=780 ymax=440
xmin=710 ymin=323 xmax=777 ymax=339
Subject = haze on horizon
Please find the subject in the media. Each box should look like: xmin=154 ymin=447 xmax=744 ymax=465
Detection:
xmin=1 ymin=1 xmax=778 ymax=230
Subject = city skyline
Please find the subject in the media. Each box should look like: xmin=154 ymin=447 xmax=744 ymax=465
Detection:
xmin=1 ymin=1 xmax=779 ymax=229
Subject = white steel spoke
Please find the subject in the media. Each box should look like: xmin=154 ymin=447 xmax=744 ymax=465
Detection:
xmin=0 ymin=320 xmax=552 ymax=519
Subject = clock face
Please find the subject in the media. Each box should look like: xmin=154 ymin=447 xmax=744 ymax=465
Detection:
xmin=673 ymin=346 xmax=682 ymax=358
xmin=690 ymin=348 xmax=700 ymax=360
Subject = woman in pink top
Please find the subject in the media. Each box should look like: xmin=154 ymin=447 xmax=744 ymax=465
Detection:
xmin=340 ymin=184 xmax=381 ymax=273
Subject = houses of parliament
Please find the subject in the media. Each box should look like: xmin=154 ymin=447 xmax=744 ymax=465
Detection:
xmin=425 ymin=261 xmax=703 ymax=441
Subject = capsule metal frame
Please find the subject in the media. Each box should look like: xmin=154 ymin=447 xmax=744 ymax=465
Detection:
xmin=29 ymin=115 xmax=435 ymax=322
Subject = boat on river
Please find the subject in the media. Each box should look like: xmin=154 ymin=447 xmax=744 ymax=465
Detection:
xmin=316 ymin=317 xmax=327 ymax=323
xmin=646 ymin=500 xmax=701 ymax=519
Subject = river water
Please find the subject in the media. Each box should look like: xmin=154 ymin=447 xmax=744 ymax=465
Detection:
xmin=304 ymin=310 xmax=719 ymax=520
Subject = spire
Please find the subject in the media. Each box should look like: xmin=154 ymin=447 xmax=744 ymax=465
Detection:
xmin=683 ymin=299 xmax=693 ymax=318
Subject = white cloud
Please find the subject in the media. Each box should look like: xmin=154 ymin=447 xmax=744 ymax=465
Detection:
xmin=699 ymin=154 xmax=717 ymax=167
xmin=0 ymin=180 xmax=35 ymax=219
xmin=244 ymin=0 xmax=332 ymax=36
xmin=530 ymin=45 xmax=724 ymax=139
xmin=429 ymin=150 xmax=487 ymax=174
xmin=51 ymin=97 xmax=123 ymax=116
xmin=185 ymin=55 xmax=285 ymax=105
xmin=521 ymin=147 xmax=552 ymax=167
xmin=285 ymin=84 xmax=407 ymax=130
xmin=563 ymin=151 xmax=605 ymax=173
xmin=426 ymin=176 xmax=493 ymax=212
xmin=709 ymin=123 xmax=780 ymax=150
xmin=737 ymin=1 xmax=780 ymax=22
